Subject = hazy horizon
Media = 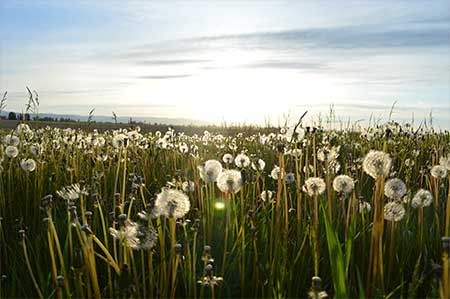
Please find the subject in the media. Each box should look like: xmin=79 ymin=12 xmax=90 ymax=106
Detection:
xmin=1 ymin=0 xmax=449 ymax=128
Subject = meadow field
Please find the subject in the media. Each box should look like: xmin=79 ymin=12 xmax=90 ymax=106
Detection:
xmin=0 ymin=119 xmax=449 ymax=298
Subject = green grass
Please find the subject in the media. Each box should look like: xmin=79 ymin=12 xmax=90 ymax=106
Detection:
xmin=0 ymin=120 xmax=449 ymax=298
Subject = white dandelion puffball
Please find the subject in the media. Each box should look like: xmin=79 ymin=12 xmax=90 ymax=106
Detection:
xmin=179 ymin=143 xmax=189 ymax=153
xmin=439 ymin=155 xmax=450 ymax=170
xmin=285 ymin=172 xmax=296 ymax=184
xmin=15 ymin=123 xmax=31 ymax=134
xmin=109 ymin=219 xmax=157 ymax=250
xmin=333 ymin=175 xmax=355 ymax=194
xmin=155 ymin=188 xmax=190 ymax=219
xmin=362 ymin=150 xmax=392 ymax=179
xmin=303 ymin=177 xmax=326 ymax=196
xmin=198 ymin=160 xmax=223 ymax=183
xmin=260 ymin=190 xmax=274 ymax=202
xmin=234 ymin=153 xmax=250 ymax=168
xmin=270 ymin=166 xmax=285 ymax=180
xmin=56 ymin=183 xmax=87 ymax=201
xmin=251 ymin=159 xmax=266 ymax=171
xmin=20 ymin=158 xmax=37 ymax=172
xmin=384 ymin=178 xmax=407 ymax=200
xmin=358 ymin=201 xmax=372 ymax=213
xmin=5 ymin=135 xmax=20 ymax=146
xmin=5 ymin=145 xmax=19 ymax=158
xmin=411 ymin=189 xmax=433 ymax=209
xmin=222 ymin=153 xmax=234 ymax=164
xmin=112 ymin=133 xmax=128 ymax=148
xmin=109 ymin=220 xmax=139 ymax=248
xmin=216 ymin=169 xmax=243 ymax=194
xmin=384 ymin=201 xmax=405 ymax=222
xmin=430 ymin=165 xmax=447 ymax=179
xmin=182 ymin=181 xmax=195 ymax=193
xmin=285 ymin=126 xmax=305 ymax=142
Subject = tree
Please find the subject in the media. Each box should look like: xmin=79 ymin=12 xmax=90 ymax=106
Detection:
xmin=8 ymin=112 xmax=17 ymax=120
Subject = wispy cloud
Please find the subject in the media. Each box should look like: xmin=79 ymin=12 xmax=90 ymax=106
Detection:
xmin=136 ymin=74 xmax=193 ymax=80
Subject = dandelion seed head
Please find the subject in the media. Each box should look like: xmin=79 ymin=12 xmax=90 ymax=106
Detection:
xmin=155 ymin=188 xmax=190 ymax=219
xmin=56 ymin=183 xmax=88 ymax=201
xmin=182 ymin=181 xmax=195 ymax=193
xmin=430 ymin=165 xmax=447 ymax=179
xmin=411 ymin=189 xmax=433 ymax=209
xmin=439 ymin=154 xmax=450 ymax=170
xmin=5 ymin=145 xmax=19 ymax=158
xmin=4 ymin=135 xmax=20 ymax=146
xmin=198 ymin=160 xmax=223 ymax=183
xmin=384 ymin=178 xmax=407 ymax=200
xmin=270 ymin=166 xmax=285 ymax=180
xmin=384 ymin=201 xmax=405 ymax=222
xmin=234 ymin=153 xmax=250 ymax=168
xmin=303 ymin=177 xmax=326 ymax=196
xmin=222 ymin=153 xmax=234 ymax=164
xmin=260 ymin=190 xmax=274 ymax=203
xmin=285 ymin=172 xmax=295 ymax=184
xmin=358 ymin=201 xmax=372 ymax=213
xmin=20 ymin=158 xmax=36 ymax=172
xmin=216 ymin=169 xmax=243 ymax=194
xmin=251 ymin=158 xmax=266 ymax=171
xmin=285 ymin=126 xmax=305 ymax=142
xmin=332 ymin=175 xmax=355 ymax=194
xmin=362 ymin=150 xmax=392 ymax=179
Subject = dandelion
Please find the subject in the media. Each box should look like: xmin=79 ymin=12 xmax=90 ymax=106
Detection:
xmin=30 ymin=143 xmax=44 ymax=156
xmin=182 ymin=181 xmax=195 ymax=193
xmin=4 ymin=135 xmax=20 ymax=146
xmin=198 ymin=160 xmax=223 ymax=183
xmin=439 ymin=154 xmax=450 ymax=170
xmin=430 ymin=165 xmax=447 ymax=179
xmin=384 ymin=178 xmax=407 ymax=200
xmin=234 ymin=153 xmax=250 ymax=168
xmin=285 ymin=172 xmax=296 ymax=184
xmin=251 ymin=158 xmax=266 ymax=171
xmin=154 ymin=188 xmax=190 ymax=219
xmin=411 ymin=189 xmax=433 ymax=209
xmin=216 ymin=169 xmax=243 ymax=194
xmin=317 ymin=146 xmax=339 ymax=163
xmin=287 ymin=148 xmax=302 ymax=158
xmin=384 ymin=201 xmax=406 ymax=222
xmin=404 ymin=158 xmax=414 ymax=167
xmin=303 ymin=177 xmax=326 ymax=196
xmin=109 ymin=219 xmax=157 ymax=250
xmin=260 ymin=190 xmax=274 ymax=202
xmin=358 ymin=201 xmax=372 ymax=213
xmin=15 ymin=123 xmax=31 ymax=134
xmin=362 ymin=150 xmax=392 ymax=179
xmin=332 ymin=175 xmax=355 ymax=194
xmin=222 ymin=153 xmax=234 ymax=164
xmin=56 ymin=183 xmax=88 ymax=201
xmin=270 ymin=166 xmax=284 ymax=180
xmin=197 ymin=264 xmax=223 ymax=286
xmin=179 ymin=143 xmax=189 ymax=153
xmin=112 ymin=133 xmax=128 ymax=148
xmin=5 ymin=145 xmax=19 ymax=158
xmin=20 ymin=158 xmax=36 ymax=172
xmin=285 ymin=126 xmax=305 ymax=142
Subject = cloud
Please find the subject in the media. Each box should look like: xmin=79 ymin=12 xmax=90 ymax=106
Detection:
xmin=243 ymin=60 xmax=326 ymax=70
xmin=135 ymin=59 xmax=210 ymax=66
xmin=136 ymin=74 xmax=193 ymax=79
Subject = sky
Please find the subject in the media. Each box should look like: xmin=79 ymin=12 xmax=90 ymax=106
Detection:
xmin=1 ymin=0 xmax=449 ymax=127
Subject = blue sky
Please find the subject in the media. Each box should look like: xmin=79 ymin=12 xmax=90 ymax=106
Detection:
xmin=1 ymin=0 xmax=449 ymax=127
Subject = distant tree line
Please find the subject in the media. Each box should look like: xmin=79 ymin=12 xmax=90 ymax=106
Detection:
xmin=5 ymin=111 xmax=76 ymax=122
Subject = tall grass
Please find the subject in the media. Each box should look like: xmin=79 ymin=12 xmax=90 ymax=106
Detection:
xmin=0 ymin=120 xmax=449 ymax=298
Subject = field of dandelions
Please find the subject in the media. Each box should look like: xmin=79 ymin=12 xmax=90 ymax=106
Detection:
xmin=0 ymin=121 xmax=449 ymax=298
